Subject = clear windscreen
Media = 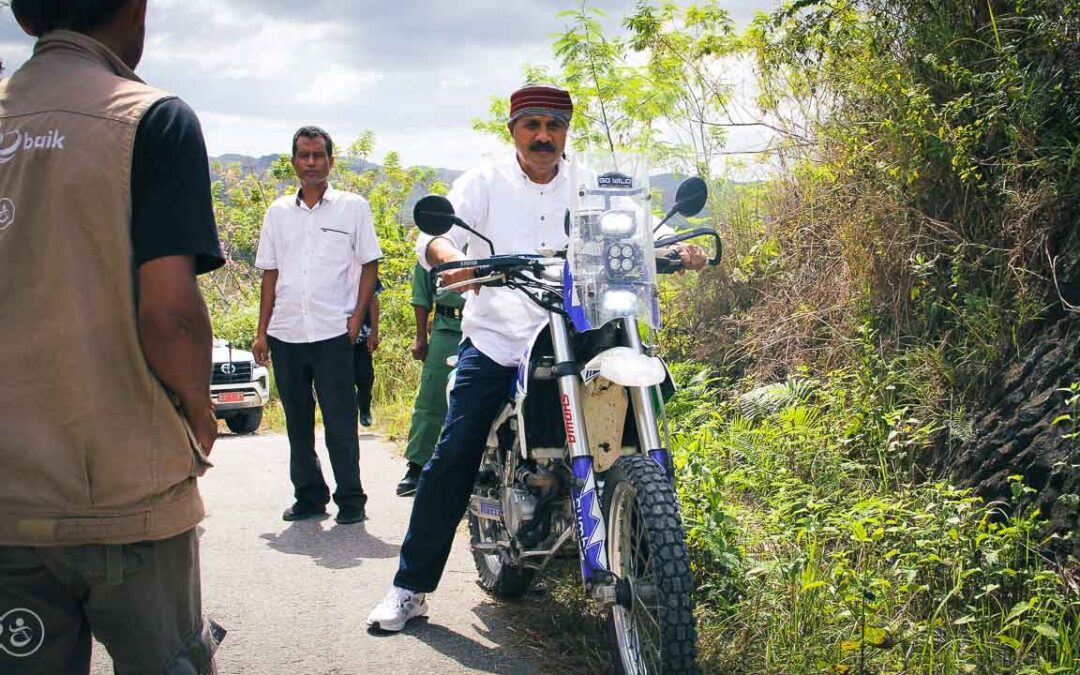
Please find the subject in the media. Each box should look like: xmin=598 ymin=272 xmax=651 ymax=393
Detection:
xmin=565 ymin=153 xmax=660 ymax=332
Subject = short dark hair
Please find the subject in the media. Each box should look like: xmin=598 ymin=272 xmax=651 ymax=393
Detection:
xmin=292 ymin=126 xmax=334 ymax=158
xmin=11 ymin=0 xmax=130 ymax=37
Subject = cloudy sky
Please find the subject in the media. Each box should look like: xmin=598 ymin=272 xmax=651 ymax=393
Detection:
xmin=0 ymin=1 xmax=777 ymax=171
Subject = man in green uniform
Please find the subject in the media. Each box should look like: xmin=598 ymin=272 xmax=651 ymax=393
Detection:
xmin=397 ymin=263 xmax=465 ymax=496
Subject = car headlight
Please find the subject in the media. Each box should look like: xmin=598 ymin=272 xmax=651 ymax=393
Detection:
xmin=598 ymin=210 xmax=636 ymax=237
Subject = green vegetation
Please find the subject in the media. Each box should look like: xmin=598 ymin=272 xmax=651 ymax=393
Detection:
xmin=671 ymin=361 xmax=1079 ymax=673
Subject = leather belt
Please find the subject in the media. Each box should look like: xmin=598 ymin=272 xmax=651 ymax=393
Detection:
xmin=435 ymin=305 xmax=463 ymax=320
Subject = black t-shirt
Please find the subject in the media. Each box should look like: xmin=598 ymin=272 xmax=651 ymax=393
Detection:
xmin=130 ymin=97 xmax=224 ymax=274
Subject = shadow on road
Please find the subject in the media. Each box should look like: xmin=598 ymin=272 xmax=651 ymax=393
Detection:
xmin=259 ymin=519 xmax=399 ymax=570
xmin=367 ymin=606 xmax=536 ymax=675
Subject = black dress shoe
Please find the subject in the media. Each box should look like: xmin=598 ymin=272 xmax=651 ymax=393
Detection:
xmin=282 ymin=503 xmax=327 ymax=521
xmin=335 ymin=505 xmax=366 ymax=524
xmin=396 ymin=462 xmax=422 ymax=497
xmin=359 ymin=413 xmax=373 ymax=427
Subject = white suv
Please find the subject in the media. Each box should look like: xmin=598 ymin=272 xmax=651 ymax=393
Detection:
xmin=211 ymin=339 xmax=270 ymax=434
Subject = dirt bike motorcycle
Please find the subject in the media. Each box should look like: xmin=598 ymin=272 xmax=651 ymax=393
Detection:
xmin=413 ymin=154 xmax=720 ymax=674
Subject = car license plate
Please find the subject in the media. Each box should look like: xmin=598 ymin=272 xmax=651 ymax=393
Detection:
xmin=218 ymin=392 xmax=244 ymax=403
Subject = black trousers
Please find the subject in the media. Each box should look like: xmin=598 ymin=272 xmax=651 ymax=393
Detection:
xmin=353 ymin=341 xmax=374 ymax=417
xmin=269 ymin=334 xmax=366 ymax=510
xmin=0 ymin=530 xmax=220 ymax=674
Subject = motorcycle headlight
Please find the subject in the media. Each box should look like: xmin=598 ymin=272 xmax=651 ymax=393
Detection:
xmin=601 ymin=289 xmax=638 ymax=315
xmin=598 ymin=210 xmax=636 ymax=237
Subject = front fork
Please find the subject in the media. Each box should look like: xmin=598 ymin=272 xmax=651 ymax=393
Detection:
xmin=550 ymin=311 xmax=611 ymax=587
xmin=622 ymin=317 xmax=674 ymax=478
xmin=549 ymin=313 xmax=672 ymax=593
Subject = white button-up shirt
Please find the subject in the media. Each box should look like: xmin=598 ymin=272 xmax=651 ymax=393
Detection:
xmin=417 ymin=154 xmax=681 ymax=368
xmin=256 ymin=185 xmax=382 ymax=344
xmin=416 ymin=155 xmax=569 ymax=367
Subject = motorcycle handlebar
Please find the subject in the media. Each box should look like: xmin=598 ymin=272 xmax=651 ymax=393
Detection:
xmin=429 ymin=255 xmax=557 ymax=291
xmin=653 ymin=227 xmax=723 ymax=268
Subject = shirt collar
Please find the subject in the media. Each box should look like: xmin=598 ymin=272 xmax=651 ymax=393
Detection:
xmin=294 ymin=184 xmax=337 ymax=208
xmin=34 ymin=30 xmax=145 ymax=84
xmin=499 ymin=154 xmax=568 ymax=190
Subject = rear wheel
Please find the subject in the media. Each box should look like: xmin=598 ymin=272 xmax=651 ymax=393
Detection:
xmin=468 ymin=510 xmax=535 ymax=598
xmin=603 ymin=455 xmax=697 ymax=674
xmin=225 ymin=408 xmax=262 ymax=435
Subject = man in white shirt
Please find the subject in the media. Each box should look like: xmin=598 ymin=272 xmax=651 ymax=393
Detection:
xmin=253 ymin=126 xmax=382 ymax=525
xmin=368 ymin=85 xmax=706 ymax=631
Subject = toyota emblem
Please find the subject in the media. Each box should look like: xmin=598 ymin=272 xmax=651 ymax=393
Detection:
xmin=220 ymin=363 xmax=237 ymax=375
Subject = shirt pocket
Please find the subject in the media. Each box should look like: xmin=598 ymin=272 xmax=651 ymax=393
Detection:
xmin=315 ymin=226 xmax=352 ymax=264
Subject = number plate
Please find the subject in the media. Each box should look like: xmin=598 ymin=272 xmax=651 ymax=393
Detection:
xmin=217 ymin=391 xmax=244 ymax=403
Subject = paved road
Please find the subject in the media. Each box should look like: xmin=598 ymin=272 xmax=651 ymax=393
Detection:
xmin=90 ymin=431 xmax=537 ymax=675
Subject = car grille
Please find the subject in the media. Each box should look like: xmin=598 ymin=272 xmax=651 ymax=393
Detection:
xmin=211 ymin=361 xmax=252 ymax=385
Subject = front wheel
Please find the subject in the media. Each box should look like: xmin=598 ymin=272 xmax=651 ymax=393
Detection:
xmin=225 ymin=408 xmax=262 ymax=435
xmin=603 ymin=455 xmax=697 ymax=674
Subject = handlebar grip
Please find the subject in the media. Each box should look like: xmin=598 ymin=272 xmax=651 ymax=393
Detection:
xmin=430 ymin=261 xmax=498 ymax=291
xmin=655 ymin=227 xmax=723 ymax=266
xmin=656 ymin=249 xmax=684 ymax=275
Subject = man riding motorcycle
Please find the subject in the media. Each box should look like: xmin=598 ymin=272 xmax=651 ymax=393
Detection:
xmin=367 ymin=83 xmax=706 ymax=631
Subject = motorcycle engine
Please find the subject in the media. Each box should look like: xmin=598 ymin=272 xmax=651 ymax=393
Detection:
xmin=502 ymin=487 xmax=537 ymax=538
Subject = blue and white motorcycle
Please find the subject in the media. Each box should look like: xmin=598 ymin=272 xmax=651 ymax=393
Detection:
xmin=413 ymin=154 xmax=720 ymax=674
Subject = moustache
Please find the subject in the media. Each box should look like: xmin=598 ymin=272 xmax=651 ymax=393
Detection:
xmin=529 ymin=141 xmax=557 ymax=153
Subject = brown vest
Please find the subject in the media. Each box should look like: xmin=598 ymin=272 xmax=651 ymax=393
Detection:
xmin=0 ymin=31 xmax=209 ymax=546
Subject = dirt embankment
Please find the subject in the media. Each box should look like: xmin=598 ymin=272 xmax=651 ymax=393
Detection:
xmin=951 ymin=316 xmax=1080 ymax=559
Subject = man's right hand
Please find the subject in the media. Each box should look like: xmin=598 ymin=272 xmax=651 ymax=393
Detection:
xmin=252 ymin=334 xmax=270 ymax=366
xmin=411 ymin=339 xmax=429 ymax=362
xmin=438 ymin=265 xmax=480 ymax=294
xmin=189 ymin=398 xmax=218 ymax=456
xmin=427 ymin=238 xmax=480 ymax=294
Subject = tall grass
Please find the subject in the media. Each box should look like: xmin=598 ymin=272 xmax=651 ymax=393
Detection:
xmin=668 ymin=360 xmax=1080 ymax=674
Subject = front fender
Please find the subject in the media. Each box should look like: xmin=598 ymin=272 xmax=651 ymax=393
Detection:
xmin=582 ymin=347 xmax=667 ymax=388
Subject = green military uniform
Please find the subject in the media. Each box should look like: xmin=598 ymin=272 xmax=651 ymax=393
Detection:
xmin=403 ymin=264 xmax=465 ymax=467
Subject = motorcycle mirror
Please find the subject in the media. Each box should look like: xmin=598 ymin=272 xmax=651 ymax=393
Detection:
xmin=412 ymin=194 xmax=496 ymax=255
xmin=653 ymin=176 xmax=709 ymax=233
xmin=413 ymin=195 xmax=456 ymax=236
xmin=674 ymin=176 xmax=708 ymax=217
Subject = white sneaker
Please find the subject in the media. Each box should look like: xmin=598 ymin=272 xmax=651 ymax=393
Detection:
xmin=367 ymin=586 xmax=429 ymax=632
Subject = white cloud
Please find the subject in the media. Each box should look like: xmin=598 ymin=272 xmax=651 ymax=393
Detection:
xmin=295 ymin=67 xmax=383 ymax=106
xmin=0 ymin=0 xmax=782 ymax=172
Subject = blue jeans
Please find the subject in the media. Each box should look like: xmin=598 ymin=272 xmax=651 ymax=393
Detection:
xmin=394 ymin=340 xmax=516 ymax=593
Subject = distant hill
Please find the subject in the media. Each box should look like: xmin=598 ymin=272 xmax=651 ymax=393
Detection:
xmin=210 ymin=154 xmax=460 ymax=211
xmin=210 ymin=154 xmax=722 ymax=221
xmin=211 ymin=153 xmax=387 ymax=178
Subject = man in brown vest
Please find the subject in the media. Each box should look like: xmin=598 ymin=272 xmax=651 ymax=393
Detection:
xmin=0 ymin=1 xmax=224 ymax=672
